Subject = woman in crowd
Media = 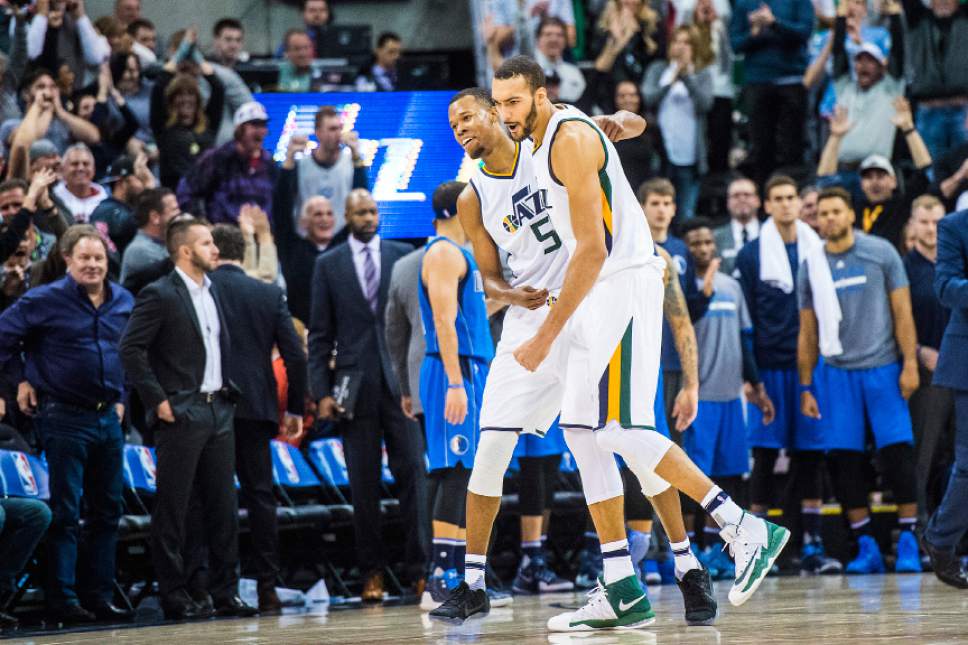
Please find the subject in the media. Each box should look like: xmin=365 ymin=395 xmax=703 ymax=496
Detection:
xmin=643 ymin=25 xmax=713 ymax=222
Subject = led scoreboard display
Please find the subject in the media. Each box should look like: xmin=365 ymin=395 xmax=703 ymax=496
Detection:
xmin=256 ymin=91 xmax=477 ymax=239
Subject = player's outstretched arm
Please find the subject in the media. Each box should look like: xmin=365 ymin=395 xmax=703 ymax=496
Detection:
xmin=535 ymin=122 xmax=608 ymax=344
xmin=457 ymin=184 xmax=548 ymax=309
xmin=798 ymin=308 xmax=821 ymax=419
xmin=592 ymin=110 xmax=647 ymax=142
xmin=423 ymin=241 xmax=469 ymax=425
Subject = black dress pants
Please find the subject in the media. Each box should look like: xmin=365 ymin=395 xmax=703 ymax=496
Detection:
xmin=152 ymin=396 xmax=239 ymax=600
xmin=340 ymin=383 xmax=429 ymax=579
xmin=234 ymin=419 xmax=280 ymax=590
xmin=744 ymin=83 xmax=807 ymax=185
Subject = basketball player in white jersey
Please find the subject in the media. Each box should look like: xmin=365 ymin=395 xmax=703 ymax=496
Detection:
xmin=431 ymin=88 xmax=717 ymax=628
xmin=490 ymin=56 xmax=790 ymax=632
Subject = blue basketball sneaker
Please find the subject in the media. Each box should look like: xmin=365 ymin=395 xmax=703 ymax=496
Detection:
xmin=845 ymin=535 xmax=886 ymax=574
xmin=800 ymin=541 xmax=843 ymax=575
xmin=628 ymin=531 xmax=650 ymax=582
xmin=895 ymin=531 xmax=923 ymax=573
xmin=642 ymin=558 xmax=662 ymax=585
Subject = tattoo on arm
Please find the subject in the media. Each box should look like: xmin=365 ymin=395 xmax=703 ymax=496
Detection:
xmin=663 ymin=272 xmax=698 ymax=389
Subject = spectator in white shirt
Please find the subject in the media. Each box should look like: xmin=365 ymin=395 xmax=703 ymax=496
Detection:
xmin=51 ymin=143 xmax=107 ymax=223
xmin=26 ymin=0 xmax=110 ymax=91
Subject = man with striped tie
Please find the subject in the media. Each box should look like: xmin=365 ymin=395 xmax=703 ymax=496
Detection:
xmin=308 ymin=188 xmax=430 ymax=602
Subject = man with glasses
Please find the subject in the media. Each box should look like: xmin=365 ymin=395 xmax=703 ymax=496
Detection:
xmin=713 ymin=177 xmax=761 ymax=275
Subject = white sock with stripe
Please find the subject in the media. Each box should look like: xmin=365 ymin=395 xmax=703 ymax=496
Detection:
xmin=601 ymin=539 xmax=635 ymax=584
xmin=464 ymin=554 xmax=487 ymax=590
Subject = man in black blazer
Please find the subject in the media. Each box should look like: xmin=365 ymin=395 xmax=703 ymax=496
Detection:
xmin=120 ymin=217 xmax=256 ymax=619
xmin=309 ymin=189 xmax=429 ymax=601
xmin=211 ymin=217 xmax=308 ymax=612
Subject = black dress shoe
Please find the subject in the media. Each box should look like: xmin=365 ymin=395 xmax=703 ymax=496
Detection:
xmin=919 ymin=532 xmax=968 ymax=589
xmin=86 ymin=601 xmax=136 ymax=621
xmin=51 ymin=604 xmax=97 ymax=625
xmin=258 ymin=588 xmax=282 ymax=614
xmin=188 ymin=589 xmax=216 ymax=618
xmin=162 ymin=591 xmax=206 ymax=621
xmin=214 ymin=595 xmax=259 ymax=617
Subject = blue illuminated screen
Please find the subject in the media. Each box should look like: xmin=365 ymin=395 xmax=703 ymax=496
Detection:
xmin=255 ymin=91 xmax=474 ymax=239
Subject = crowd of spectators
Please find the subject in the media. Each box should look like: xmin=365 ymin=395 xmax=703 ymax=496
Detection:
xmin=0 ymin=0 xmax=964 ymax=633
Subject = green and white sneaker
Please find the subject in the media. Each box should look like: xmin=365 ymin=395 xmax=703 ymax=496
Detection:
xmin=546 ymin=575 xmax=655 ymax=632
xmin=721 ymin=513 xmax=790 ymax=607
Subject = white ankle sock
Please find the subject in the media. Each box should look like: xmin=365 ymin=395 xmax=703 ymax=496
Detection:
xmin=701 ymin=486 xmax=743 ymax=528
xmin=465 ymin=554 xmax=487 ymax=590
xmin=601 ymin=539 xmax=636 ymax=584
xmin=670 ymin=539 xmax=701 ymax=580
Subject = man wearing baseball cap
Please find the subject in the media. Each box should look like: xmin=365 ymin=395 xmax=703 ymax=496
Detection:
xmin=175 ymin=101 xmax=277 ymax=224
xmin=816 ymin=0 xmax=934 ymax=250
xmin=90 ymin=154 xmax=156 ymax=258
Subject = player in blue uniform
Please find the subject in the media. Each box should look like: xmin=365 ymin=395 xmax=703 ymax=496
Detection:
xmin=734 ymin=175 xmax=842 ymax=575
xmin=418 ymin=182 xmax=496 ymax=610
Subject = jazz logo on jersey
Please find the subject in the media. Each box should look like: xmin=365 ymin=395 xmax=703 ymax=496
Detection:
xmin=502 ymin=185 xmax=551 ymax=233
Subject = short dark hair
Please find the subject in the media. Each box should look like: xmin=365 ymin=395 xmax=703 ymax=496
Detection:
xmin=212 ymin=224 xmax=245 ymax=262
xmin=314 ymin=105 xmax=339 ymax=130
xmin=377 ymin=31 xmax=401 ymax=49
xmin=494 ymin=55 xmax=546 ymax=92
xmin=449 ymin=87 xmax=494 ymax=109
xmin=764 ymin=174 xmax=798 ymax=200
xmin=432 ymin=181 xmax=466 ymax=220
xmin=817 ymin=186 xmax=853 ymax=210
xmin=213 ymin=17 xmax=243 ymax=37
xmin=284 ymin=28 xmax=311 ymax=50
xmin=0 ymin=178 xmax=28 ymax=194
xmin=536 ymin=16 xmax=568 ymax=39
xmin=134 ymin=188 xmax=172 ymax=228
xmin=126 ymin=17 xmax=155 ymax=36
xmin=637 ymin=178 xmax=675 ymax=203
xmin=19 ymin=67 xmax=53 ymax=95
xmin=681 ymin=216 xmax=715 ymax=238
xmin=166 ymin=216 xmax=208 ymax=258
xmin=60 ymin=224 xmax=108 ymax=257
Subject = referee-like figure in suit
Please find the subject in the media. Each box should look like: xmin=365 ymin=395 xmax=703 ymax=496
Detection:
xmin=921 ymin=209 xmax=968 ymax=589
xmin=120 ymin=217 xmax=256 ymax=619
xmin=309 ymin=188 xmax=429 ymax=602
xmin=210 ymin=217 xmax=308 ymax=612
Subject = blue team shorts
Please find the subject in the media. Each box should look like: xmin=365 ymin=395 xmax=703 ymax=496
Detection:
xmin=814 ymin=361 xmax=914 ymax=452
xmin=420 ymin=355 xmax=488 ymax=471
xmin=515 ymin=418 xmax=567 ymax=458
xmin=684 ymin=399 xmax=749 ymax=477
xmin=747 ymin=367 xmax=824 ymax=451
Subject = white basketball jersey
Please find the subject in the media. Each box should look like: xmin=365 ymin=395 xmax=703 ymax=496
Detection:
xmin=531 ymin=105 xmax=655 ymax=279
xmin=469 ymin=138 xmax=571 ymax=292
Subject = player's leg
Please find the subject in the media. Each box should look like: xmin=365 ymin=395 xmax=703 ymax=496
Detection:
xmin=512 ymin=447 xmax=547 ymax=595
xmin=863 ymin=363 xmax=920 ymax=572
xmin=535 ymin=446 xmax=573 ymax=591
xmin=747 ymin=369 xmax=787 ymax=517
xmin=422 ymin=466 xmax=471 ymax=610
xmin=623 ymin=465 xmax=656 ymax=583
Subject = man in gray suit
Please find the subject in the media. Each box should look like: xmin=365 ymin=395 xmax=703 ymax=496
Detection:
xmin=385 ymin=246 xmax=426 ymax=422
xmin=713 ymin=177 xmax=761 ymax=275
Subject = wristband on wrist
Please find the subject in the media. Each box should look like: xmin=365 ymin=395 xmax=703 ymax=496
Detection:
xmin=447 ymin=382 xmax=463 ymax=389
xmin=902 ymin=127 xmax=915 ymax=136
xmin=798 ymin=383 xmax=811 ymax=393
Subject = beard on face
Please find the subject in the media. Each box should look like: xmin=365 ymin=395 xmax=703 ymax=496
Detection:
xmin=190 ymin=248 xmax=214 ymax=273
xmin=508 ymin=98 xmax=539 ymax=142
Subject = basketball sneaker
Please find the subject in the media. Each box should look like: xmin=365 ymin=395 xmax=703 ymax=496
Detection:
xmin=676 ymin=567 xmax=717 ymax=626
xmin=845 ymin=535 xmax=886 ymax=574
xmin=800 ymin=541 xmax=843 ymax=575
xmin=574 ymin=545 xmax=603 ymax=590
xmin=428 ymin=582 xmax=489 ymax=624
xmin=546 ymin=576 xmax=655 ymax=632
xmin=642 ymin=558 xmax=662 ymax=585
xmin=894 ymin=531 xmax=923 ymax=573
xmin=420 ymin=568 xmax=460 ymax=611
xmin=486 ymin=587 xmax=514 ymax=607
xmin=720 ymin=513 xmax=790 ymax=607
xmin=512 ymin=556 xmax=574 ymax=594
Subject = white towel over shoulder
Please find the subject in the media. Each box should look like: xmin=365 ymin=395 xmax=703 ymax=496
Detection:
xmin=758 ymin=217 xmax=822 ymax=294
xmin=804 ymin=246 xmax=843 ymax=357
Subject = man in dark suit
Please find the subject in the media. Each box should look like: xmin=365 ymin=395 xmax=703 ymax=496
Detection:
xmin=210 ymin=215 xmax=308 ymax=612
xmin=120 ymin=217 xmax=256 ymax=619
xmin=309 ymin=188 xmax=429 ymax=602
xmin=921 ymin=208 xmax=968 ymax=589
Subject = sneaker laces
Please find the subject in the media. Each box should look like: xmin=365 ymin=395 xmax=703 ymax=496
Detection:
xmin=438 ymin=582 xmax=471 ymax=610
xmin=570 ymin=582 xmax=612 ymax=621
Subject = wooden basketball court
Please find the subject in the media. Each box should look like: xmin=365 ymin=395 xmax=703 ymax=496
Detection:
xmin=10 ymin=574 xmax=966 ymax=644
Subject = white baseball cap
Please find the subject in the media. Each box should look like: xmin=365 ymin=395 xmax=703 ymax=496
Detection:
xmin=853 ymin=42 xmax=887 ymax=66
xmin=233 ymin=101 xmax=268 ymax=128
